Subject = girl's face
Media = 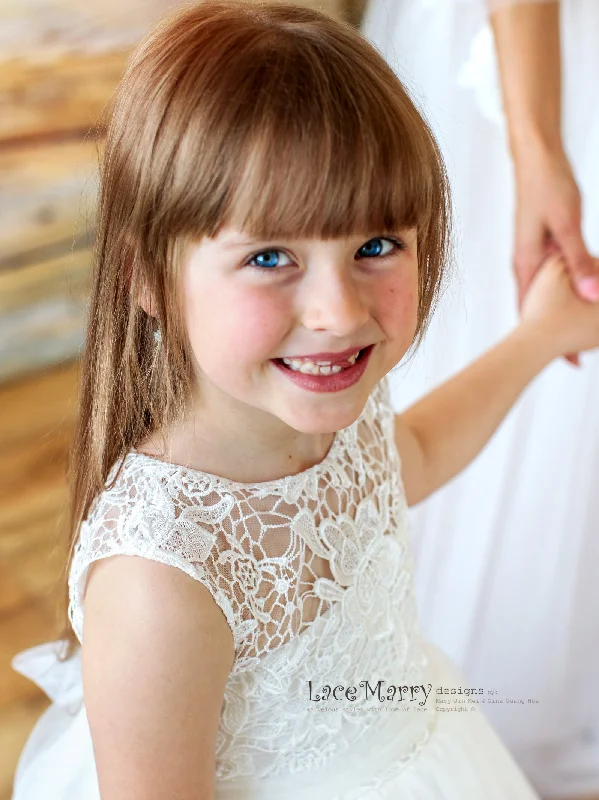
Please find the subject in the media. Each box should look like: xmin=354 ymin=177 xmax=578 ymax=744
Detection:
xmin=180 ymin=226 xmax=419 ymax=436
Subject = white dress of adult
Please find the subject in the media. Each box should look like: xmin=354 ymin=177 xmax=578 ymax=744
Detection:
xmin=362 ymin=1 xmax=599 ymax=797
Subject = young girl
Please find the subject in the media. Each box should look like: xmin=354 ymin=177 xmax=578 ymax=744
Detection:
xmin=10 ymin=2 xmax=599 ymax=798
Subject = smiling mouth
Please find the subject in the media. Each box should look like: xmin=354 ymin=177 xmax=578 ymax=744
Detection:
xmin=274 ymin=347 xmax=370 ymax=376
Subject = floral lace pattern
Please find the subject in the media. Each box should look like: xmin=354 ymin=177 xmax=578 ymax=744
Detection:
xmin=68 ymin=377 xmax=435 ymax=782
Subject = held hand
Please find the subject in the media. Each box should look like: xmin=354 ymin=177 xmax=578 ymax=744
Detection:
xmin=520 ymin=253 xmax=599 ymax=361
xmin=513 ymin=144 xmax=599 ymax=364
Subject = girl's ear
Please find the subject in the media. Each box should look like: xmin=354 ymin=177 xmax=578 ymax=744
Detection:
xmin=137 ymin=280 xmax=157 ymax=318
xmin=123 ymin=233 xmax=157 ymax=319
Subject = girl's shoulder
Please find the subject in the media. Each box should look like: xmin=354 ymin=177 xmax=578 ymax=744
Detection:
xmin=67 ymin=451 xmax=248 ymax=651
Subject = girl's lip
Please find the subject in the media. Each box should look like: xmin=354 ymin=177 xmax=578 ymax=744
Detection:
xmin=271 ymin=344 xmax=375 ymax=393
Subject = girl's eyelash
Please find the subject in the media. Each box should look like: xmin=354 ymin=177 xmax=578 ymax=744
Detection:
xmin=244 ymin=237 xmax=407 ymax=273
xmin=352 ymin=237 xmax=408 ymax=264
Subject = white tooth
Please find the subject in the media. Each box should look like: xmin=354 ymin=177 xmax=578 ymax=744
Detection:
xmin=315 ymin=361 xmax=333 ymax=366
xmin=282 ymin=358 xmax=293 ymax=365
xmin=285 ymin=358 xmax=356 ymax=375
xmin=298 ymin=362 xmax=317 ymax=374
xmin=347 ymin=354 xmax=357 ymax=364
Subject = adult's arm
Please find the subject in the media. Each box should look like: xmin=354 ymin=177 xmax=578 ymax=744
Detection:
xmin=489 ymin=1 xmax=599 ymax=329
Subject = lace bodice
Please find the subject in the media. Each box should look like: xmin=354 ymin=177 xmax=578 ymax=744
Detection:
xmin=68 ymin=377 xmax=435 ymax=787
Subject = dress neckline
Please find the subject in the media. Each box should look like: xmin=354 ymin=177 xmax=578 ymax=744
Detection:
xmin=127 ymin=426 xmax=345 ymax=493
xmin=123 ymin=389 xmax=378 ymax=493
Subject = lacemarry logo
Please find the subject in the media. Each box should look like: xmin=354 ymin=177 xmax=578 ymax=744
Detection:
xmin=306 ymin=681 xmax=433 ymax=706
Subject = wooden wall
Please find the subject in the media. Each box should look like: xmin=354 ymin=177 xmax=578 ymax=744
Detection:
xmin=0 ymin=0 xmax=357 ymax=383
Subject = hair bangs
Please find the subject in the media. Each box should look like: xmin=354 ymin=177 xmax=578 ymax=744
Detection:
xmin=220 ymin=101 xmax=431 ymax=241
xmin=164 ymin=20 xmax=442 ymax=244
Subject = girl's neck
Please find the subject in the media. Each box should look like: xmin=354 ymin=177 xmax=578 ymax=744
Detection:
xmin=136 ymin=418 xmax=335 ymax=484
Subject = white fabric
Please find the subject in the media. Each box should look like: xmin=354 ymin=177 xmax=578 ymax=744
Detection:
xmin=11 ymin=377 xmax=539 ymax=798
xmin=363 ymin=1 xmax=599 ymax=797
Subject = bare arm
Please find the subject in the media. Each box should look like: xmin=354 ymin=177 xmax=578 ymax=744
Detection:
xmin=490 ymin=2 xmax=599 ymax=312
xmin=396 ymin=254 xmax=599 ymax=506
xmin=490 ymin=1 xmax=561 ymax=158
xmin=82 ymin=556 xmax=235 ymax=799
xmin=395 ymin=325 xmax=552 ymax=506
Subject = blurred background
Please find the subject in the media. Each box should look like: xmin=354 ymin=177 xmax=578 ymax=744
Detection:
xmin=0 ymin=1 xmax=365 ymax=796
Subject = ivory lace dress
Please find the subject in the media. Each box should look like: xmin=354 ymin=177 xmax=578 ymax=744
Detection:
xmin=12 ymin=378 xmax=539 ymax=799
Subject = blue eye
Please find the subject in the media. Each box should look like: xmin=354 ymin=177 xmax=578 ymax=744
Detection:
xmin=357 ymin=238 xmax=400 ymax=259
xmin=248 ymin=250 xmax=292 ymax=270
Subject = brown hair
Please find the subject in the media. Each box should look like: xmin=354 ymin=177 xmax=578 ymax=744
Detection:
xmin=58 ymin=0 xmax=452 ymax=656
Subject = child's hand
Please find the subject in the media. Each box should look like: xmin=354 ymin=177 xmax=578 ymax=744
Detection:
xmin=520 ymin=252 xmax=599 ymax=361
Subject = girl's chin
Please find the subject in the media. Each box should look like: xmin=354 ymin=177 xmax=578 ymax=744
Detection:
xmin=273 ymin=406 xmax=363 ymax=437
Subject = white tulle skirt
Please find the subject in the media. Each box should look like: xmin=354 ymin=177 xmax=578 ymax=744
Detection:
xmin=11 ymin=638 xmax=540 ymax=799
xmin=362 ymin=1 xmax=599 ymax=797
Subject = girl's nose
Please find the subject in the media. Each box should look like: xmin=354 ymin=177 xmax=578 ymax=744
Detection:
xmin=299 ymin=267 xmax=370 ymax=336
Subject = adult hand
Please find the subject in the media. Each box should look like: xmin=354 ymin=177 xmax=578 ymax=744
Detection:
xmin=512 ymin=143 xmax=599 ymax=365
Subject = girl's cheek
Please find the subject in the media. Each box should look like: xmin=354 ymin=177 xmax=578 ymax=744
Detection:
xmin=193 ymin=286 xmax=290 ymax=368
xmin=377 ymin=270 xmax=419 ymax=341
xmin=230 ymin=293 xmax=290 ymax=357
